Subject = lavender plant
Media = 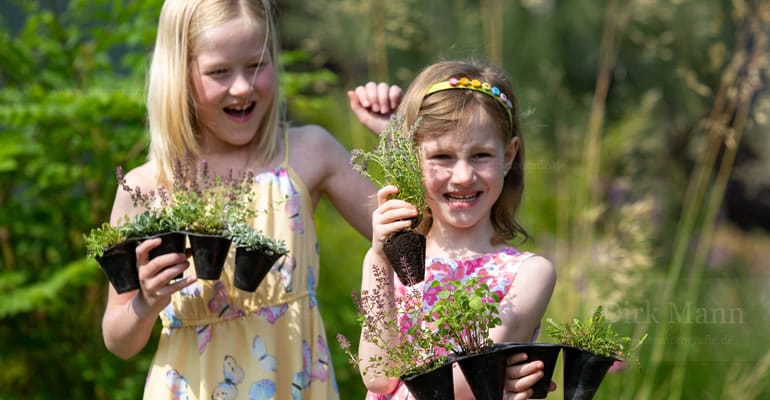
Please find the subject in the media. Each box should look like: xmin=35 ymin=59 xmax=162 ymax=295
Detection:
xmin=350 ymin=116 xmax=428 ymax=219
xmin=166 ymin=157 xmax=256 ymax=235
xmin=114 ymin=157 xmax=257 ymax=236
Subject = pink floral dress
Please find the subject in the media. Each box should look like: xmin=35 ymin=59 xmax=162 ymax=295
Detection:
xmin=365 ymin=247 xmax=538 ymax=400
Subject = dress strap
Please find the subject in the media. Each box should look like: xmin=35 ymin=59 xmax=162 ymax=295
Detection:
xmin=281 ymin=125 xmax=290 ymax=168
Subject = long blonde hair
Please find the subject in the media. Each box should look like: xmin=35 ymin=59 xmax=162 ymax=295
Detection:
xmin=146 ymin=0 xmax=281 ymax=186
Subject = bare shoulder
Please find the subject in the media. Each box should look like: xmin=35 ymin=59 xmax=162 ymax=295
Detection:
xmin=287 ymin=124 xmax=341 ymax=152
xmin=286 ymin=124 xmax=352 ymax=197
xmin=120 ymin=162 xmax=156 ymax=187
xmin=519 ymin=254 xmax=557 ymax=283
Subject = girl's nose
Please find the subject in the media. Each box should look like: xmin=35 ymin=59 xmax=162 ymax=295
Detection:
xmin=229 ymin=72 xmax=253 ymax=97
xmin=450 ymin=160 xmax=475 ymax=185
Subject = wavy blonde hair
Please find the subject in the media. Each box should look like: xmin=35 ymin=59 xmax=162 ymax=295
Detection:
xmin=398 ymin=59 xmax=528 ymax=243
xmin=146 ymin=0 xmax=281 ymax=186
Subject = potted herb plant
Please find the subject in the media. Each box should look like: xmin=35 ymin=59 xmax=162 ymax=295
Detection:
xmin=546 ymin=306 xmax=647 ymax=400
xmin=224 ymin=222 xmax=289 ymax=292
xmin=351 ymin=116 xmax=428 ymax=286
xmin=83 ymin=220 xmax=140 ymax=294
xmin=429 ymin=277 xmax=507 ymax=400
xmin=163 ymin=157 xmax=257 ymax=280
xmin=429 ymin=276 xmax=560 ymax=399
xmin=337 ymin=265 xmax=454 ymax=400
xmin=115 ymin=166 xmax=187 ymax=262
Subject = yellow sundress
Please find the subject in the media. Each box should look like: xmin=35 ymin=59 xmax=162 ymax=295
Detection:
xmin=143 ymin=136 xmax=338 ymax=400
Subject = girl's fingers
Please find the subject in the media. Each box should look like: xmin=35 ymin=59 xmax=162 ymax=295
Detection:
xmin=363 ymin=82 xmax=379 ymax=112
xmin=376 ymin=82 xmax=391 ymax=114
xmin=388 ymin=85 xmax=403 ymax=110
xmin=376 ymin=185 xmax=399 ymax=206
xmin=505 ymin=357 xmax=546 ymax=395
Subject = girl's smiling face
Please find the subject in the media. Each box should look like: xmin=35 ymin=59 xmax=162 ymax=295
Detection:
xmin=420 ymin=107 xmax=519 ymax=237
xmin=190 ymin=14 xmax=275 ymax=152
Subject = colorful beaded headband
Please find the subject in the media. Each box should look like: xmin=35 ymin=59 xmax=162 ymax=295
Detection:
xmin=425 ymin=77 xmax=513 ymax=123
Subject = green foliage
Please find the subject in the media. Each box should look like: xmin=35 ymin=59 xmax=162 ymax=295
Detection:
xmin=546 ymin=306 xmax=647 ymax=361
xmin=429 ymin=277 xmax=502 ymax=355
xmin=120 ymin=210 xmax=179 ymax=239
xmin=83 ymin=222 xmax=127 ymax=259
xmin=350 ymin=116 xmax=427 ymax=218
xmin=224 ymin=222 xmax=288 ymax=255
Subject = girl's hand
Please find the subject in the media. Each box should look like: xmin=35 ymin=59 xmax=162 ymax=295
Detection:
xmin=371 ymin=185 xmax=418 ymax=254
xmin=348 ymin=82 xmax=402 ymax=136
xmin=133 ymin=238 xmax=194 ymax=317
xmin=504 ymin=353 xmax=557 ymax=399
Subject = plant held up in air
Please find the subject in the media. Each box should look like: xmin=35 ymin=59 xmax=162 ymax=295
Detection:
xmin=350 ymin=115 xmax=428 ymax=218
xmin=546 ymin=305 xmax=647 ymax=361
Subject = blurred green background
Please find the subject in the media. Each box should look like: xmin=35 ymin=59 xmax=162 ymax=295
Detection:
xmin=1 ymin=0 xmax=769 ymax=399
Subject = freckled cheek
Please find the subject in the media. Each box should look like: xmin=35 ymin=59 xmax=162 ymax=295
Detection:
xmin=423 ymin=165 xmax=450 ymax=194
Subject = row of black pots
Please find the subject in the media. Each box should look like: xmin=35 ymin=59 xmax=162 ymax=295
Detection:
xmin=95 ymin=231 xmax=282 ymax=294
xmin=401 ymin=342 xmax=616 ymax=400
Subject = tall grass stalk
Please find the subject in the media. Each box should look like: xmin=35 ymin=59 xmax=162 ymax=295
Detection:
xmin=638 ymin=2 xmax=768 ymax=398
xmin=480 ymin=0 xmax=504 ymax=64
xmin=368 ymin=1 xmax=389 ymax=82
xmin=562 ymin=0 xmax=630 ymax=318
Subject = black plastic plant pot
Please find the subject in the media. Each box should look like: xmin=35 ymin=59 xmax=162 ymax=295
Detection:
xmin=145 ymin=231 xmax=187 ymax=259
xmin=95 ymin=240 xmax=139 ymax=294
xmin=562 ymin=346 xmax=617 ymax=400
xmin=455 ymin=343 xmax=510 ymax=400
xmin=504 ymin=343 xmax=562 ymax=399
xmin=188 ymin=233 xmax=231 ymax=280
xmin=401 ymin=361 xmax=455 ymax=400
xmin=233 ymin=247 xmax=283 ymax=292
xmin=382 ymin=229 xmax=426 ymax=286
xmin=143 ymin=231 xmax=187 ymax=280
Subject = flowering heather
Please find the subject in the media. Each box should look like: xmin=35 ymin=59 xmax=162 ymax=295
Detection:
xmin=337 ymin=264 xmax=448 ymax=378
xmin=166 ymin=155 xmax=257 ymax=234
xmin=115 ymin=155 xmax=258 ymax=236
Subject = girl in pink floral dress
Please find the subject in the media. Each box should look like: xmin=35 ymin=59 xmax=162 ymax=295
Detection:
xmin=358 ymin=60 xmax=557 ymax=400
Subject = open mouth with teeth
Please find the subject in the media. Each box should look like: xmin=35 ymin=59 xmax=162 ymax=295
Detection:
xmin=224 ymin=102 xmax=256 ymax=118
xmin=445 ymin=192 xmax=480 ymax=202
